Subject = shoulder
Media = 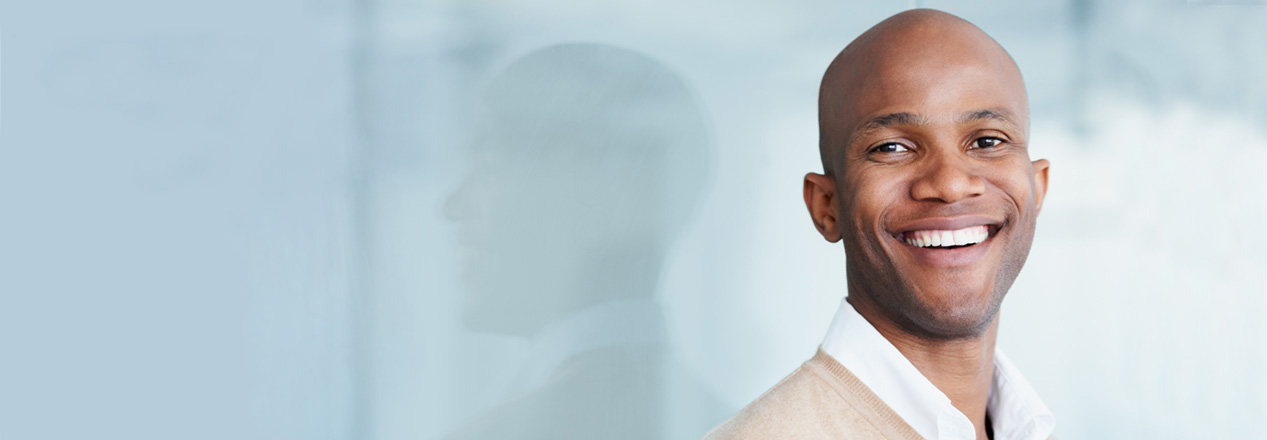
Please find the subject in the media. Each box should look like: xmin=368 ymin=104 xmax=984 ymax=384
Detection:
xmin=702 ymin=363 xmax=830 ymax=440
xmin=703 ymin=352 xmax=913 ymax=440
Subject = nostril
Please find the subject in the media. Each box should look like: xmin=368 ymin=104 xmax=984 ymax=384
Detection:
xmin=909 ymin=161 xmax=987 ymax=203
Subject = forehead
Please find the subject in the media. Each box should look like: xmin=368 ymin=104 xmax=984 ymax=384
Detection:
xmin=848 ymin=56 xmax=1025 ymax=129
xmin=832 ymin=20 xmax=1029 ymax=131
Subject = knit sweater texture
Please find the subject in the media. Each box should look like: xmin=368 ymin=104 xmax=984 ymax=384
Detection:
xmin=703 ymin=349 xmax=923 ymax=439
xmin=704 ymin=349 xmax=1055 ymax=440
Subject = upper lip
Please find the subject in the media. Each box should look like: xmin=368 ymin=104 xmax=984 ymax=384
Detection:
xmin=889 ymin=215 xmax=1004 ymax=238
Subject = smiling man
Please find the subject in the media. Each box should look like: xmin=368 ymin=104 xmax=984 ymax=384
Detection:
xmin=705 ymin=9 xmax=1053 ymax=440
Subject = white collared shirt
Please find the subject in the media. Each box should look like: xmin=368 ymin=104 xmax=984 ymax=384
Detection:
xmin=819 ymin=299 xmax=1055 ymax=440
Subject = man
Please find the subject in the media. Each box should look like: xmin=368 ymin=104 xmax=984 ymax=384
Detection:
xmin=705 ymin=9 xmax=1053 ymax=440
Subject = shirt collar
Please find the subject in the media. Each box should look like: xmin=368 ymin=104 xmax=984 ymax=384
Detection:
xmin=505 ymin=299 xmax=667 ymax=397
xmin=819 ymin=298 xmax=1054 ymax=440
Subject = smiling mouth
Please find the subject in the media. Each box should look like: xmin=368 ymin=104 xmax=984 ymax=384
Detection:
xmin=896 ymin=225 xmax=999 ymax=249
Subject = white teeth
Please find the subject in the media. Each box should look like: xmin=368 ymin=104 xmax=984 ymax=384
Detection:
xmin=903 ymin=225 xmax=991 ymax=248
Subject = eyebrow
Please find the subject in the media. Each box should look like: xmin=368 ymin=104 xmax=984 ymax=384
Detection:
xmin=854 ymin=112 xmax=930 ymax=137
xmin=848 ymin=108 xmax=1018 ymax=144
xmin=956 ymin=108 xmax=1016 ymax=125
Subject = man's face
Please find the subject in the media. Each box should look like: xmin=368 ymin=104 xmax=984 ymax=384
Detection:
xmin=826 ymin=33 xmax=1049 ymax=339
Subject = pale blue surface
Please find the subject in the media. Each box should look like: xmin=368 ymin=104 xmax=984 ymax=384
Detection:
xmin=2 ymin=1 xmax=1266 ymax=439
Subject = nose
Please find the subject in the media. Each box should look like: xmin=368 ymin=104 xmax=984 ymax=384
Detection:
xmin=444 ymin=177 xmax=471 ymax=222
xmin=909 ymin=150 xmax=986 ymax=204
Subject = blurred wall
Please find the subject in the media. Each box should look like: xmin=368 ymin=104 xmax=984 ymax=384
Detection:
xmin=1 ymin=1 xmax=359 ymax=439
xmin=3 ymin=1 xmax=1266 ymax=439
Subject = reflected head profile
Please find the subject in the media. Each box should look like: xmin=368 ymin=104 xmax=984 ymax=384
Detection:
xmin=445 ymin=43 xmax=713 ymax=337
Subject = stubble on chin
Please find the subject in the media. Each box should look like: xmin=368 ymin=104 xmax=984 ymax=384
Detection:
xmin=846 ymin=253 xmax=1007 ymax=341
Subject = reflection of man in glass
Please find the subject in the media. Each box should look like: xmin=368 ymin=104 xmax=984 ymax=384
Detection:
xmin=445 ymin=43 xmax=726 ymax=439
xmin=707 ymin=10 xmax=1054 ymax=440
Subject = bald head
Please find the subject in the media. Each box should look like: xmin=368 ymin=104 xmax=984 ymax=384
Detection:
xmin=818 ymin=9 xmax=1027 ymax=174
xmin=801 ymin=9 xmax=1049 ymax=339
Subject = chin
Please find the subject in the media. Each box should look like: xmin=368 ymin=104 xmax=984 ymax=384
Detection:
xmin=458 ymin=277 xmax=518 ymax=335
xmin=919 ymin=306 xmax=997 ymax=339
xmin=902 ymin=282 xmax=1003 ymax=339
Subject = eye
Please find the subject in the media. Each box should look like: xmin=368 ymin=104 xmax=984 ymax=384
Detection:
xmin=971 ymin=137 xmax=1005 ymax=149
xmin=871 ymin=142 xmax=910 ymax=154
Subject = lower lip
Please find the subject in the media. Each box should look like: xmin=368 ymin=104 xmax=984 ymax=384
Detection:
xmin=896 ymin=234 xmax=993 ymax=267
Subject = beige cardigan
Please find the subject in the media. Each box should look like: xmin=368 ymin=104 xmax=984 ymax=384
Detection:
xmin=703 ymin=349 xmax=925 ymax=439
xmin=704 ymin=350 xmax=1057 ymax=439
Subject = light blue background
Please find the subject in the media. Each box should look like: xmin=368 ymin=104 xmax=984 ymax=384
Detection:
xmin=3 ymin=1 xmax=1266 ymax=439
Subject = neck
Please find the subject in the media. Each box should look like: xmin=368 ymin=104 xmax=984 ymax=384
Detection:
xmin=847 ymin=296 xmax=998 ymax=440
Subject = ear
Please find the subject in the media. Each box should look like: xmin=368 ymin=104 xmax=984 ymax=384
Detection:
xmin=1031 ymin=159 xmax=1050 ymax=214
xmin=803 ymin=173 xmax=842 ymax=242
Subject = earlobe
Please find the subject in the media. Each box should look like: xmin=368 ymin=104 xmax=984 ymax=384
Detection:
xmin=803 ymin=173 xmax=842 ymax=242
xmin=1032 ymin=159 xmax=1050 ymax=213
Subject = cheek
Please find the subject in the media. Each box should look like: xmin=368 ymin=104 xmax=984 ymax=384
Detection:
xmin=980 ymin=159 xmax=1038 ymax=210
xmin=998 ymin=173 xmax=1039 ymax=213
xmin=842 ymin=169 xmax=906 ymax=234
